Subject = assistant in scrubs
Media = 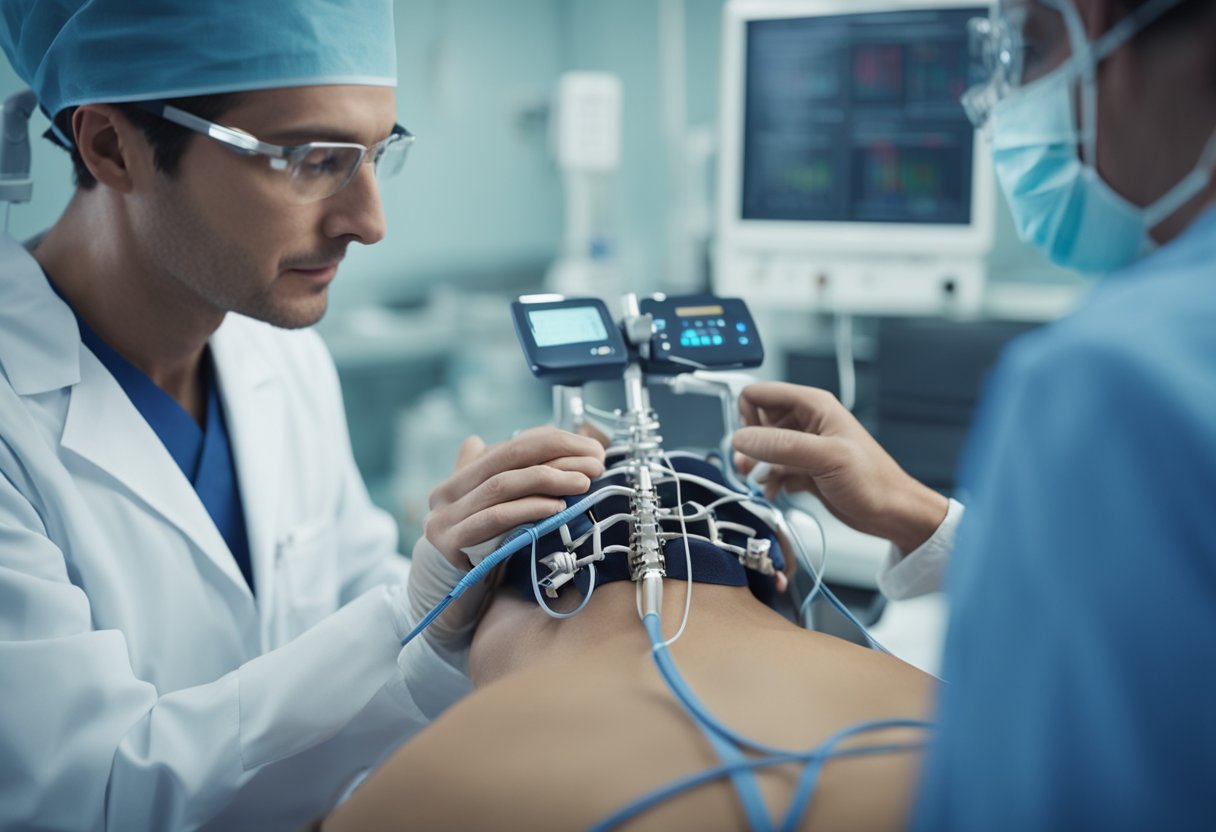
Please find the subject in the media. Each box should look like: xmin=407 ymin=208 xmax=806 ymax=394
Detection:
xmin=732 ymin=0 xmax=1216 ymax=827
xmin=0 ymin=1 xmax=604 ymax=829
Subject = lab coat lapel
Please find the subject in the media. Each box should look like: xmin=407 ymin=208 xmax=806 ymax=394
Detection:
xmin=209 ymin=318 xmax=284 ymax=646
xmin=60 ymin=351 xmax=252 ymax=596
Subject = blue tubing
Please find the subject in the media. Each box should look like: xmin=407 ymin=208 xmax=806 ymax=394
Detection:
xmin=400 ymin=495 xmax=609 ymax=647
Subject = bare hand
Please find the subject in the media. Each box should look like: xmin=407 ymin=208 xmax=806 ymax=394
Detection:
xmin=731 ymin=382 xmax=946 ymax=554
xmin=425 ymin=427 xmax=607 ymax=567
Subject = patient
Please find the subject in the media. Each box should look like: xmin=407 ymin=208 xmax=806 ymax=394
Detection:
xmin=322 ymin=460 xmax=933 ymax=831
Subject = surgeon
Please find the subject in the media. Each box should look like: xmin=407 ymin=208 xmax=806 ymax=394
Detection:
xmin=0 ymin=1 xmax=604 ymax=830
xmin=732 ymin=0 xmax=1216 ymax=827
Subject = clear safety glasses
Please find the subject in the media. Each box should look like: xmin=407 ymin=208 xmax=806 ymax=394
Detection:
xmin=961 ymin=0 xmax=1188 ymax=130
xmin=962 ymin=1 xmax=1073 ymax=129
xmin=138 ymin=101 xmax=415 ymax=202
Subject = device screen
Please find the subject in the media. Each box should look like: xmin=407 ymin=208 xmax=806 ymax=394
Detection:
xmin=676 ymin=304 xmax=726 ymax=318
xmin=741 ymin=7 xmax=982 ymax=225
xmin=528 ymin=306 xmax=610 ymax=348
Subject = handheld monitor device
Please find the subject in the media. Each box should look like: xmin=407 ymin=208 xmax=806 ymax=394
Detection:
xmin=511 ymin=297 xmax=629 ymax=385
xmin=639 ymin=294 xmax=764 ymax=376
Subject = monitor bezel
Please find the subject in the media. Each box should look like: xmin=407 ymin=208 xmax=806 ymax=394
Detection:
xmin=717 ymin=0 xmax=995 ymax=258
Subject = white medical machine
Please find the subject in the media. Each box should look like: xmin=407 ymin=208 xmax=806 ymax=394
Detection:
xmin=546 ymin=72 xmax=626 ymax=298
xmin=714 ymin=0 xmax=994 ymax=316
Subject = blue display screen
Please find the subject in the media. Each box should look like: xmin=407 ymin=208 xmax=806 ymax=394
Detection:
xmin=742 ymin=7 xmax=983 ymax=224
xmin=528 ymin=306 xmax=610 ymax=347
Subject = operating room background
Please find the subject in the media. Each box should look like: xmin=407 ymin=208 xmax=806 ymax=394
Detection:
xmin=2 ymin=0 xmax=1086 ymax=669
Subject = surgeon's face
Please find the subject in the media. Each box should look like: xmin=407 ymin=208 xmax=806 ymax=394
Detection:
xmin=133 ymin=85 xmax=394 ymax=329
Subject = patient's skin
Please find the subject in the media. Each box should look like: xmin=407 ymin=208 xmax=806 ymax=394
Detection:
xmin=323 ymin=579 xmax=934 ymax=832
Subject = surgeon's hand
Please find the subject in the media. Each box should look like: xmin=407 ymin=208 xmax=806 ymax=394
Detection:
xmin=425 ymin=426 xmax=606 ymax=568
xmin=732 ymin=382 xmax=947 ymax=555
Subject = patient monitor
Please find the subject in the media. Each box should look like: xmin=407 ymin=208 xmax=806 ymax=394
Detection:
xmin=714 ymin=0 xmax=993 ymax=316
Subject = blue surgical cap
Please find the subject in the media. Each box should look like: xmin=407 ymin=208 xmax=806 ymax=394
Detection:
xmin=0 ymin=0 xmax=397 ymax=127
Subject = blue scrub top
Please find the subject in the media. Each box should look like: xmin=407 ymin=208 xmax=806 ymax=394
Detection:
xmin=48 ymin=278 xmax=255 ymax=594
xmin=913 ymin=208 xmax=1216 ymax=829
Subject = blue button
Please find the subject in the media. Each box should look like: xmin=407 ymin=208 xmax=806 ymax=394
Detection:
xmin=695 ymin=321 xmax=704 ymax=328
xmin=739 ymin=336 xmax=750 ymax=346
xmin=712 ymin=336 xmax=722 ymax=345
xmin=736 ymin=322 xmax=748 ymax=333
xmin=718 ymin=319 xmax=726 ymax=327
xmin=655 ymin=319 xmax=667 ymax=331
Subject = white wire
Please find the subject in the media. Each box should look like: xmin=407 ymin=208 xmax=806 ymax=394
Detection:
xmin=715 ymin=521 xmax=757 ymax=538
xmin=651 ymin=467 xmax=784 ymax=533
xmin=659 ymin=451 xmax=705 ymax=462
xmin=584 ymin=403 xmax=629 ymax=425
xmin=657 ymin=531 xmax=747 ymax=557
xmin=659 ymin=493 xmax=749 ymax=522
xmin=569 ymin=513 xmax=634 ymax=550
xmin=834 ymin=313 xmax=856 ymax=412
xmin=530 ymin=531 xmax=598 ymax=619
xmin=657 ymin=451 xmax=693 ymax=648
xmin=780 ymin=507 xmax=828 ymax=626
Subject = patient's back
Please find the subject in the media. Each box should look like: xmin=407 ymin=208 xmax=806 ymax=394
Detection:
xmin=324 ymin=583 xmax=934 ymax=832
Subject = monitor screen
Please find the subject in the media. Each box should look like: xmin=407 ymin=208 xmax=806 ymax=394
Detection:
xmin=528 ymin=305 xmax=610 ymax=348
xmin=741 ymin=7 xmax=980 ymax=226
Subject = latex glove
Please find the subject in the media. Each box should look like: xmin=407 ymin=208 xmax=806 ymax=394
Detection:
xmin=731 ymin=381 xmax=947 ymax=555
xmin=405 ymin=535 xmax=487 ymax=655
xmin=408 ymin=427 xmax=605 ymax=653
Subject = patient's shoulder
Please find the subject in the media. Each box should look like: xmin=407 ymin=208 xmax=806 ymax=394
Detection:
xmin=326 ymin=630 xmax=933 ymax=831
xmin=324 ymin=660 xmax=631 ymax=831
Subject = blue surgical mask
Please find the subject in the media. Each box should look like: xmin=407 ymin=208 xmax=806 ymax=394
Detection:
xmin=988 ymin=0 xmax=1216 ymax=274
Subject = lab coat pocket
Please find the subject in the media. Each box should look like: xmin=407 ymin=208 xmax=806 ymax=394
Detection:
xmin=273 ymin=519 xmax=341 ymax=644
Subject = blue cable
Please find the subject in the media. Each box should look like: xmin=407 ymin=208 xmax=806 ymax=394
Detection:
xmin=776 ymin=718 xmax=926 ymax=832
xmin=642 ymin=613 xmax=932 ymax=832
xmin=644 ymin=613 xmax=774 ymax=832
xmin=743 ymin=488 xmax=894 ymax=656
xmin=588 ymin=738 xmax=929 ymax=832
xmin=400 ymin=493 xmax=609 ymax=647
xmin=800 ymin=582 xmax=894 ymax=655
xmin=647 ymin=616 xmax=793 ymax=757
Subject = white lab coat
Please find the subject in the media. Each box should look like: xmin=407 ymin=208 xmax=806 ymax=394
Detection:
xmin=0 ymin=233 xmax=470 ymax=831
